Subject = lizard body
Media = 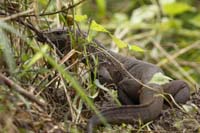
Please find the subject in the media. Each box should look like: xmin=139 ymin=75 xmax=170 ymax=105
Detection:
xmin=37 ymin=28 xmax=190 ymax=133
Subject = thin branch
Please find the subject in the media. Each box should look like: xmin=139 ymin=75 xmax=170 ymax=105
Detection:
xmin=0 ymin=8 xmax=34 ymax=21
xmin=22 ymin=0 xmax=85 ymax=17
xmin=158 ymin=41 xmax=200 ymax=67
xmin=151 ymin=38 xmax=198 ymax=89
xmin=0 ymin=73 xmax=46 ymax=108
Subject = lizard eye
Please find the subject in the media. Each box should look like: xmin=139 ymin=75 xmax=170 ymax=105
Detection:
xmin=55 ymin=31 xmax=63 ymax=36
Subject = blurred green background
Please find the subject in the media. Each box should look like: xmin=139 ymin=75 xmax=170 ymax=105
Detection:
xmin=77 ymin=0 xmax=200 ymax=89
xmin=1 ymin=0 xmax=199 ymax=89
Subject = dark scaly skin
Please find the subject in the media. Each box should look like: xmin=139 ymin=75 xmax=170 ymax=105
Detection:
xmin=37 ymin=28 xmax=190 ymax=133
xmin=87 ymin=53 xmax=190 ymax=133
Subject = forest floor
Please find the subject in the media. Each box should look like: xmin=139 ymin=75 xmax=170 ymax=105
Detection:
xmin=1 ymin=84 xmax=199 ymax=133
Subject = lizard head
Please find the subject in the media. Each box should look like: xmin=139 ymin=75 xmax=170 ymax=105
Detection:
xmin=36 ymin=27 xmax=72 ymax=54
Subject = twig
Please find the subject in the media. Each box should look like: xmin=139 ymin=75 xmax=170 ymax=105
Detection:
xmin=21 ymin=0 xmax=85 ymax=17
xmin=97 ymin=47 xmax=161 ymax=93
xmin=60 ymin=76 xmax=76 ymax=122
xmin=150 ymin=38 xmax=198 ymax=89
xmin=158 ymin=41 xmax=200 ymax=67
xmin=178 ymin=60 xmax=200 ymax=69
xmin=0 ymin=73 xmax=46 ymax=108
xmin=0 ymin=8 xmax=34 ymax=21
xmin=75 ymin=30 xmax=158 ymax=92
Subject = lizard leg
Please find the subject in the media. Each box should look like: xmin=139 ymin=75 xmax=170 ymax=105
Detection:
xmin=163 ymin=80 xmax=190 ymax=104
xmin=117 ymin=78 xmax=142 ymax=105
xmin=139 ymin=83 xmax=164 ymax=121
xmin=87 ymin=83 xmax=164 ymax=133
xmin=139 ymin=83 xmax=164 ymax=104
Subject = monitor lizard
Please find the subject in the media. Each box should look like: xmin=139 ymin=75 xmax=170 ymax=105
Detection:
xmin=36 ymin=27 xmax=190 ymax=133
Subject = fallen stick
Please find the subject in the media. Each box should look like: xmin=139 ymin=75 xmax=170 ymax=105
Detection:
xmin=0 ymin=73 xmax=46 ymax=108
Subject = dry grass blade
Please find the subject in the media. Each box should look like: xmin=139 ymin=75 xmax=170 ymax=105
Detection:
xmin=151 ymin=38 xmax=198 ymax=90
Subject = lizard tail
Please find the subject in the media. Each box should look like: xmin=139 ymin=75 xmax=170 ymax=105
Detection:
xmin=87 ymin=95 xmax=163 ymax=133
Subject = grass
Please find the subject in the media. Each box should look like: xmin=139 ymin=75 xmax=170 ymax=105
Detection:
xmin=0 ymin=0 xmax=199 ymax=132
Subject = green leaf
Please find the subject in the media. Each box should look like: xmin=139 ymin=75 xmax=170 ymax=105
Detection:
xmin=131 ymin=5 xmax=159 ymax=23
xmin=90 ymin=20 xmax=109 ymax=33
xmin=159 ymin=19 xmax=182 ymax=31
xmin=21 ymin=53 xmax=30 ymax=62
xmin=0 ymin=28 xmax=16 ymax=73
xmin=94 ymin=79 xmax=109 ymax=92
xmin=159 ymin=0 xmax=175 ymax=5
xmin=94 ymin=79 xmax=121 ymax=106
xmin=182 ymin=104 xmax=199 ymax=114
xmin=163 ymin=2 xmax=193 ymax=16
xmin=25 ymin=45 xmax=49 ymax=69
xmin=128 ymin=45 xmax=144 ymax=52
xmin=148 ymin=72 xmax=172 ymax=85
xmin=111 ymin=36 xmax=128 ymax=48
xmin=96 ymin=0 xmax=106 ymax=17
xmin=74 ymin=15 xmax=88 ymax=22
xmin=174 ymin=119 xmax=199 ymax=130
xmin=38 ymin=0 xmax=48 ymax=5
xmin=190 ymin=14 xmax=200 ymax=27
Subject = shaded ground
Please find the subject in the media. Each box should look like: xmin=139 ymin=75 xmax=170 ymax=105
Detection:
xmin=1 ymin=83 xmax=199 ymax=133
xmin=153 ymin=90 xmax=200 ymax=132
xmin=93 ymin=88 xmax=200 ymax=133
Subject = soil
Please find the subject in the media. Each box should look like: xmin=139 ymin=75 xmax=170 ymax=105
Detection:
xmin=1 ymin=84 xmax=200 ymax=133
